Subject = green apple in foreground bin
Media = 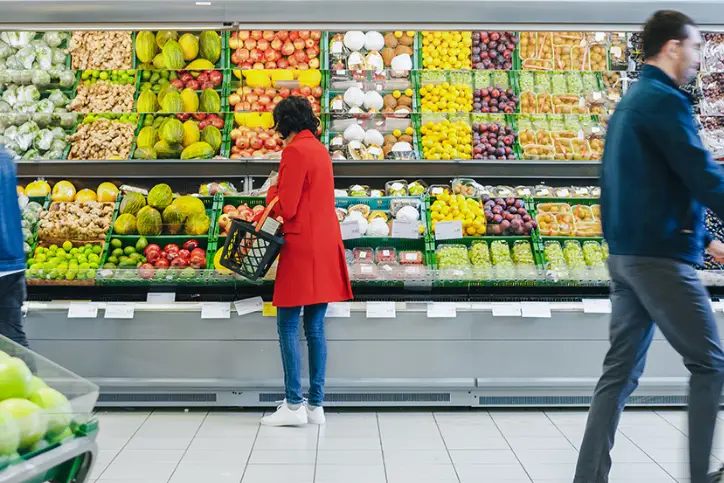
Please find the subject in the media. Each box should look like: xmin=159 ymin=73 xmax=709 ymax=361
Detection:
xmin=0 ymin=350 xmax=74 ymax=457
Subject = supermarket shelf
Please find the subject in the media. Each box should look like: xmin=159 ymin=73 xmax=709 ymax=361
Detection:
xmin=16 ymin=159 xmax=602 ymax=179
xmin=3 ymin=0 xmax=724 ymax=29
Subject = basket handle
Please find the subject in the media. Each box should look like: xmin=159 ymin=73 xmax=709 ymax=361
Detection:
xmin=256 ymin=196 xmax=280 ymax=227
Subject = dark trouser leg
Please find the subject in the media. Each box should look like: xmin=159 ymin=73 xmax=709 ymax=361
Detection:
xmin=574 ymin=255 xmax=655 ymax=483
xmin=276 ymin=306 xmax=303 ymax=405
xmin=618 ymin=258 xmax=724 ymax=483
xmin=303 ymin=303 xmax=328 ymax=407
xmin=0 ymin=272 xmax=29 ymax=348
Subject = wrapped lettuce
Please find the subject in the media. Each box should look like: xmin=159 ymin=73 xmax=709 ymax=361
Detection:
xmin=0 ymin=101 xmax=10 ymax=113
xmin=0 ymin=32 xmax=35 ymax=49
xmin=0 ymin=70 xmax=10 ymax=86
xmin=4 ymin=55 xmax=23 ymax=71
xmin=4 ymin=125 xmax=18 ymax=141
xmin=2 ymin=87 xmax=18 ymax=106
xmin=43 ymin=32 xmax=66 ymax=48
xmin=57 ymin=111 xmax=77 ymax=129
xmin=0 ymin=41 xmax=11 ymax=60
xmin=15 ymin=46 xmax=36 ymax=70
xmin=49 ymin=138 xmax=67 ymax=152
xmin=33 ymin=112 xmax=52 ymax=128
xmin=34 ymin=45 xmax=52 ymax=70
xmin=32 ymin=70 xmax=51 ymax=87
xmin=46 ymin=149 xmax=64 ymax=160
xmin=16 ymin=121 xmax=39 ymax=151
xmin=17 ymin=85 xmax=39 ymax=104
xmin=36 ymin=99 xmax=55 ymax=114
xmin=21 ymin=148 xmax=40 ymax=160
xmin=33 ymin=129 xmax=54 ymax=151
xmin=48 ymin=90 xmax=69 ymax=108
xmin=51 ymin=48 xmax=66 ymax=65
xmin=57 ymin=71 xmax=75 ymax=88
xmin=50 ymin=127 xmax=65 ymax=139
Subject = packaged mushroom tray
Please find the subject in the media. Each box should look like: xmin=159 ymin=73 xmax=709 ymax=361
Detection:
xmin=336 ymin=196 xmax=425 ymax=238
xmin=519 ymin=71 xmax=606 ymax=115
xmin=328 ymin=120 xmax=418 ymax=161
xmin=536 ymin=201 xmax=602 ymax=238
xmin=327 ymin=31 xmax=415 ymax=89
xmin=519 ymin=32 xmax=609 ymax=71
xmin=517 ymin=114 xmax=605 ymax=161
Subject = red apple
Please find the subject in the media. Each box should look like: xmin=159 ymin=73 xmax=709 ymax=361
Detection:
xmin=276 ymin=58 xmax=289 ymax=69
xmin=311 ymin=86 xmax=323 ymax=98
xmin=209 ymin=71 xmax=223 ymax=85
xmin=306 ymin=47 xmax=318 ymax=59
xmin=229 ymin=93 xmax=241 ymax=106
xmin=279 ymin=87 xmax=291 ymax=98
xmin=273 ymin=95 xmax=283 ymax=104
xmin=259 ymin=95 xmax=271 ymax=105
xmin=250 ymin=138 xmax=263 ymax=150
xmin=211 ymin=116 xmax=224 ymax=129
xmin=154 ymin=258 xmax=169 ymax=269
xmin=291 ymin=88 xmax=301 ymax=97
xmin=289 ymin=31 xmax=299 ymax=41
xmin=237 ymin=48 xmax=250 ymax=62
xmin=300 ymin=85 xmax=312 ymax=97
xmin=258 ymin=132 xmax=270 ymax=141
xmin=264 ymin=138 xmax=277 ymax=149
xmin=234 ymin=103 xmax=246 ymax=113
xmin=293 ymin=38 xmax=305 ymax=51
xmin=299 ymin=31 xmax=311 ymax=40
xmin=197 ymin=72 xmax=209 ymax=83
xmin=186 ymin=79 xmax=200 ymax=90
xmin=241 ymin=62 xmax=253 ymax=70
xmin=238 ymin=31 xmax=250 ymax=41
xmin=249 ymin=49 xmax=263 ymax=62
xmin=310 ymin=31 xmax=322 ymax=41
xmin=264 ymin=61 xmax=277 ymax=70
xmin=294 ymin=50 xmax=307 ymax=63
xmin=180 ymin=72 xmax=194 ymax=82
xmin=198 ymin=120 xmax=209 ymax=130
xmin=281 ymin=41 xmax=295 ymax=56
xmin=308 ymin=58 xmax=320 ymax=70
xmin=262 ymin=30 xmax=275 ymax=41
xmin=244 ymin=38 xmax=257 ymax=50
xmin=305 ymin=39 xmax=316 ymax=49
xmin=236 ymin=136 xmax=250 ymax=149
xmin=201 ymin=81 xmax=214 ymax=90
xmin=277 ymin=31 xmax=289 ymax=41
xmin=251 ymin=30 xmax=263 ymax=40
xmin=257 ymin=39 xmax=269 ymax=51
xmin=264 ymin=49 xmax=278 ymax=62
xmin=270 ymin=38 xmax=283 ymax=51
xmin=229 ymin=36 xmax=240 ymax=50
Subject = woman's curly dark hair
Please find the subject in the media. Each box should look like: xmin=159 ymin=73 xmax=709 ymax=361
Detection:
xmin=273 ymin=96 xmax=320 ymax=139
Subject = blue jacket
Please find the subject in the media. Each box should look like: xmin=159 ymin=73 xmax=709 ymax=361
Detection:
xmin=601 ymin=65 xmax=724 ymax=266
xmin=0 ymin=148 xmax=24 ymax=272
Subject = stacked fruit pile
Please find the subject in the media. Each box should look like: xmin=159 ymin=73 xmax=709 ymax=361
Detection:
xmin=135 ymin=31 xmax=222 ymax=70
xmin=134 ymin=114 xmax=223 ymax=160
xmin=103 ymin=238 xmax=207 ymax=281
xmin=429 ymin=191 xmax=486 ymax=236
xmin=518 ymin=115 xmax=603 ymax=161
xmin=421 ymin=31 xmax=472 ymax=70
xmin=27 ymin=241 xmax=104 ymax=282
xmin=472 ymin=32 xmax=517 ymax=70
xmin=229 ymin=113 xmax=283 ymax=159
xmin=472 ymin=122 xmax=518 ymax=160
xmin=536 ymin=202 xmax=601 ymax=237
xmin=229 ymin=31 xmax=321 ymax=71
xmin=113 ymin=187 xmax=211 ymax=237
xmin=473 ymin=71 xmax=518 ymax=114
xmin=0 ymin=353 xmax=77 ymax=456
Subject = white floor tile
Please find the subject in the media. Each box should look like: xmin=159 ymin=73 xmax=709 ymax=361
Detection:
xmin=385 ymin=463 xmax=459 ymax=482
xmin=449 ymin=449 xmax=519 ymax=466
xmin=316 ymin=450 xmax=383 ymax=466
xmin=315 ymin=464 xmax=386 ymax=483
xmin=456 ymin=463 xmax=530 ymax=481
xmin=241 ymin=464 xmax=315 ymax=483
xmin=169 ymin=463 xmax=244 ymax=483
xmin=384 ymin=449 xmax=451 ymax=466
xmin=248 ymin=450 xmax=317 ymax=465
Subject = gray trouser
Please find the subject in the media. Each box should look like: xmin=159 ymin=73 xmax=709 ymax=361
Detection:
xmin=574 ymin=255 xmax=724 ymax=483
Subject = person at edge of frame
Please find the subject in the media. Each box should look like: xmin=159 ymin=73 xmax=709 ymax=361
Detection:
xmin=0 ymin=147 xmax=34 ymax=368
xmin=572 ymin=10 xmax=724 ymax=483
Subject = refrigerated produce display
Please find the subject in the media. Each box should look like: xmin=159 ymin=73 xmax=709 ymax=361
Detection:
xmin=5 ymin=0 xmax=724 ymax=408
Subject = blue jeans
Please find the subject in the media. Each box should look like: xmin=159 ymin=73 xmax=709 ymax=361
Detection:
xmin=277 ymin=303 xmax=328 ymax=407
xmin=574 ymin=256 xmax=724 ymax=483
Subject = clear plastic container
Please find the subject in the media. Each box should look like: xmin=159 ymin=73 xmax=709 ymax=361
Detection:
xmin=428 ymin=184 xmax=451 ymax=196
xmin=385 ymin=180 xmax=408 ymax=196
xmin=368 ymin=210 xmax=389 ymax=223
xmin=556 ymin=213 xmax=576 ymax=236
xmin=490 ymin=240 xmax=513 ymax=266
xmin=375 ymin=247 xmax=397 ymax=264
xmin=522 ymin=144 xmax=554 ymax=160
xmin=468 ymin=241 xmax=491 ymax=267
xmin=537 ymin=213 xmax=559 ymax=236
xmin=407 ymin=180 xmax=427 ymax=197
xmin=535 ymin=185 xmax=555 ymax=198
xmin=520 ymin=32 xmax=554 ymax=70
xmin=451 ymin=178 xmax=481 ymax=197
xmin=353 ymin=262 xmax=378 ymax=280
xmin=347 ymin=184 xmax=371 ymax=197
xmin=582 ymin=240 xmax=605 ymax=267
xmin=512 ymin=240 xmax=535 ymax=266
xmin=574 ymin=220 xmax=603 ymax=238
xmin=563 ymin=240 xmax=586 ymax=269
xmin=590 ymin=204 xmax=601 ymax=220
xmin=353 ymin=247 xmax=374 ymax=264
xmin=377 ymin=262 xmax=400 ymax=280
xmin=544 ymin=240 xmax=567 ymax=271
xmin=436 ymin=244 xmax=471 ymax=269
xmin=537 ymin=202 xmax=572 ymax=213
xmin=389 ymin=198 xmax=421 ymax=216
xmin=399 ymin=250 xmax=423 ymax=265
xmin=514 ymin=186 xmax=535 ymax=197
xmin=348 ymin=204 xmax=371 ymax=218
xmin=572 ymin=204 xmax=594 ymax=222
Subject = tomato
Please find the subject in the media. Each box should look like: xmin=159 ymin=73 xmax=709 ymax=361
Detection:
xmin=171 ymin=257 xmax=188 ymax=268
xmin=190 ymin=248 xmax=206 ymax=259
xmin=153 ymin=258 xmax=170 ymax=268
xmin=144 ymin=244 xmax=161 ymax=256
xmin=165 ymin=244 xmax=180 ymax=254
xmin=182 ymin=239 xmax=199 ymax=251
xmin=189 ymin=254 xmax=206 ymax=269
xmin=178 ymin=249 xmax=191 ymax=260
xmin=145 ymin=249 xmax=161 ymax=263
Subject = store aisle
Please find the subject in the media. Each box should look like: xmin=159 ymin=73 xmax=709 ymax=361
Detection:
xmin=89 ymin=408 xmax=724 ymax=483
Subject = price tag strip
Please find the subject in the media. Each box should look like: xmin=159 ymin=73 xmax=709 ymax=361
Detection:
xmin=234 ymin=297 xmax=264 ymax=316
xmin=104 ymin=303 xmax=135 ymax=319
xmin=68 ymin=302 xmax=98 ymax=319
xmin=366 ymin=302 xmax=396 ymax=318
xmin=201 ymin=302 xmax=231 ymax=320
xmin=391 ymin=219 xmax=419 ymax=239
xmin=435 ymin=220 xmax=463 ymax=240
xmin=520 ymin=302 xmax=552 ymax=318
xmin=582 ymin=299 xmax=612 ymax=314
xmin=427 ymin=302 xmax=457 ymax=318
xmin=340 ymin=220 xmax=361 ymax=240
xmin=326 ymin=302 xmax=351 ymax=318
xmin=491 ymin=302 xmax=522 ymax=317
xmin=147 ymin=292 xmax=175 ymax=303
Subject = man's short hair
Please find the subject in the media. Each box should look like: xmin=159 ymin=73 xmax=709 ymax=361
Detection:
xmin=642 ymin=10 xmax=697 ymax=60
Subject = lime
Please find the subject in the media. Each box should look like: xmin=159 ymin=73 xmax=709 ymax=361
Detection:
xmin=88 ymin=254 xmax=100 ymax=264
xmin=89 ymin=263 xmax=99 ymax=270
xmin=92 ymin=245 xmax=102 ymax=254
xmin=123 ymin=246 xmax=136 ymax=256
xmin=27 ymin=258 xmax=36 ymax=266
xmin=112 ymin=248 xmax=124 ymax=258
xmin=65 ymin=272 xmax=76 ymax=281
xmin=79 ymin=263 xmax=90 ymax=270
xmin=56 ymin=249 xmax=66 ymax=257
xmin=84 ymin=244 xmax=92 ymax=251
xmin=135 ymin=237 xmax=148 ymax=252
xmin=70 ymin=248 xmax=78 ymax=255
xmin=110 ymin=239 xmax=122 ymax=249
xmin=76 ymin=272 xmax=86 ymax=281
xmin=35 ymin=254 xmax=46 ymax=263
xmin=103 ymin=263 xmax=116 ymax=269
xmin=49 ymin=244 xmax=58 ymax=251
xmin=77 ymin=256 xmax=87 ymax=264
xmin=87 ymin=269 xmax=96 ymax=279
xmin=62 ymin=241 xmax=72 ymax=251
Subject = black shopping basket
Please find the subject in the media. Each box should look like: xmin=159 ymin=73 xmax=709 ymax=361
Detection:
xmin=220 ymin=196 xmax=285 ymax=281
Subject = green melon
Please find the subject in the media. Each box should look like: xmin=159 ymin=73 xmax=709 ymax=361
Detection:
xmin=113 ymin=213 xmax=137 ymax=235
xmin=184 ymin=213 xmax=211 ymax=236
xmin=136 ymin=206 xmax=162 ymax=236
xmin=172 ymin=195 xmax=206 ymax=218
xmin=200 ymin=126 xmax=222 ymax=152
xmin=160 ymin=118 xmax=184 ymax=144
xmin=147 ymin=184 xmax=173 ymax=211
xmin=199 ymin=31 xmax=221 ymax=63
xmin=162 ymin=205 xmax=186 ymax=235
xmin=119 ymin=192 xmax=146 ymax=216
xmin=162 ymin=40 xmax=185 ymax=70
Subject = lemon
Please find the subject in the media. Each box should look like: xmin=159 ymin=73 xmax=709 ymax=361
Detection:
xmin=404 ymin=88 xmax=413 ymax=96
xmin=405 ymin=127 xmax=414 ymax=135
xmin=393 ymin=129 xmax=402 ymax=137
xmin=394 ymin=31 xmax=403 ymax=38
xmin=392 ymin=90 xmax=401 ymax=99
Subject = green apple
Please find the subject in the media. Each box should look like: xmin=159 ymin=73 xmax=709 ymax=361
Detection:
xmin=28 ymin=388 xmax=72 ymax=436
xmin=0 ymin=358 xmax=32 ymax=400
xmin=0 ymin=399 xmax=47 ymax=450
xmin=0 ymin=410 xmax=20 ymax=455
xmin=27 ymin=376 xmax=48 ymax=398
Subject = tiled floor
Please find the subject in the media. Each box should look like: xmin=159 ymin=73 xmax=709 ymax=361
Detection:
xmin=88 ymin=408 xmax=724 ymax=483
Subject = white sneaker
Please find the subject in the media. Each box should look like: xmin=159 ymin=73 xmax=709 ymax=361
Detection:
xmin=306 ymin=404 xmax=326 ymax=425
xmin=261 ymin=400 xmax=308 ymax=427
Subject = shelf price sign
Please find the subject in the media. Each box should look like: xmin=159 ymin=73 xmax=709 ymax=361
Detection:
xmin=435 ymin=220 xmax=463 ymax=240
xmin=340 ymin=220 xmax=361 ymax=240
xmin=391 ymin=220 xmax=419 ymax=239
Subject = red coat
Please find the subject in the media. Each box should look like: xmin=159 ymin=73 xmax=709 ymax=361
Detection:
xmin=266 ymin=130 xmax=353 ymax=308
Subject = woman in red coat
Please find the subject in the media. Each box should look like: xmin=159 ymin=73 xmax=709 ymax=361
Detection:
xmin=261 ymin=96 xmax=352 ymax=427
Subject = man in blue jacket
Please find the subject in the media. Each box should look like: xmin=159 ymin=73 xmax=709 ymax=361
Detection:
xmin=574 ymin=11 xmax=724 ymax=483
xmin=0 ymin=147 xmax=29 ymax=349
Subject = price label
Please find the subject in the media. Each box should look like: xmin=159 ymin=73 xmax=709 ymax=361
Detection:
xmin=327 ymin=302 xmax=351 ymax=318
xmin=521 ymin=302 xmax=552 ymax=318
xmin=582 ymin=299 xmax=612 ymax=314
xmin=435 ymin=220 xmax=463 ymax=240
xmin=610 ymin=46 xmax=622 ymax=57
xmin=262 ymin=302 xmax=277 ymax=317
xmin=594 ymin=32 xmax=606 ymax=42
xmin=68 ymin=302 xmax=98 ymax=319
xmin=427 ymin=302 xmax=456 ymax=318
xmin=592 ymin=91 xmax=602 ymax=101
xmin=491 ymin=302 xmax=522 ymax=317
xmin=234 ymin=297 xmax=264 ymax=316
xmin=147 ymin=292 xmax=175 ymax=303
xmin=201 ymin=302 xmax=231 ymax=319
xmin=391 ymin=220 xmax=419 ymax=239
xmin=340 ymin=220 xmax=361 ymax=240
xmin=366 ymin=302 xmax=396 ymax=318
xmin=104 ymin=303 xmax=135 ymax=319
